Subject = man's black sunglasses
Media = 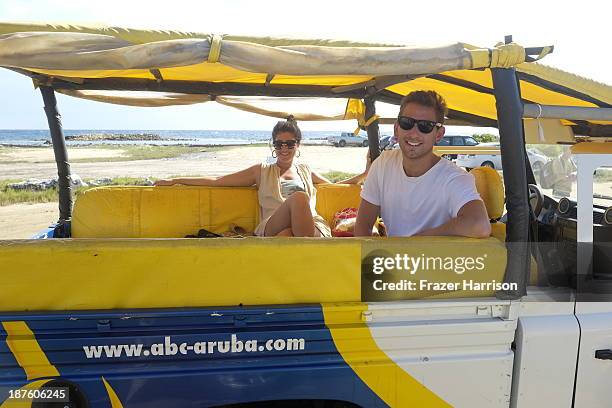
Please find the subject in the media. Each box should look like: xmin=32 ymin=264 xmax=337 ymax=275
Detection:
xmin=273 ymin=140 xmax=298 ymax=149
xmin=397 ymin=116 xmax=443 ymax=134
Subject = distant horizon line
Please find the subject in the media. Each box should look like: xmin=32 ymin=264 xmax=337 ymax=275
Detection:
xmin=0 ymin=128 xmax=486 ymax=134
xmin=0 ymin=128 xmax=394 ymax=132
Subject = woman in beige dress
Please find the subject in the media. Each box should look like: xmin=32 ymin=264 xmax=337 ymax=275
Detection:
xmin=155 ymin=119 xmax=368 ymax=237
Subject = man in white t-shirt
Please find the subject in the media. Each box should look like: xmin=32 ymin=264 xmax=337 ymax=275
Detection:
xmin=355 ymin=91 xmax=491 ymax=238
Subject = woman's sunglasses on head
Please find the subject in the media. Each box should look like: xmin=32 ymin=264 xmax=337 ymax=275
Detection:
xmin=397 ymin=116 xmax=443 ymax=134
xmin=273 ymin=140 xmax=298 ymax=149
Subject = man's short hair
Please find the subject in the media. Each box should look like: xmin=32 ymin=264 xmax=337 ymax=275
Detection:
xmin=399 ymin=91 xmax=448 ymax=123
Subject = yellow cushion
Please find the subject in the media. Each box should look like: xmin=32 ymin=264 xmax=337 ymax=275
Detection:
xmin=314 ymin=184 xmax=362 ymax=225
xmin=471 ymin=166 xmax=505 ymax=220
xmin=490 ymin=222 xmax=506 ymax=242
xmin=72 ymin=186 xmax=260 ymax=238
xmin=72 ymin=184 xmax=364 ymax=238
xmin=72 ymin=180 xmax=509 ymax=240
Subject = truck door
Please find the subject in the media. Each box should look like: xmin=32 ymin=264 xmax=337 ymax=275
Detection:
xmin=574 ymin=303 xmax=612 ymax=407
xmin=571 ymin=150 xmax=612 ymax=408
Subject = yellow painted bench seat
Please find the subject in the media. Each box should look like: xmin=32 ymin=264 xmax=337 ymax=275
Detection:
xmin=72 ymin=184 xmax=363 ymax=238
xmin=72 ymin=167 xmax=502 ymax=239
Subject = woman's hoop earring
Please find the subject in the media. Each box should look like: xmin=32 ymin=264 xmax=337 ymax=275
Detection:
xmin=296 ymin=149 xmax=301 ymax=158
xmin=272 ymin=150 xmax=277 ymax=158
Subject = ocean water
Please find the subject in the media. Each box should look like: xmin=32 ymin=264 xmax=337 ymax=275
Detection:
xmin=0 ymin=129 xmax=379 ymax=147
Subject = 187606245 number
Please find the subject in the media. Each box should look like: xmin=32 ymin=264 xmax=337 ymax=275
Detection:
xmin=7 ymin=387 xmax=69 ymax=402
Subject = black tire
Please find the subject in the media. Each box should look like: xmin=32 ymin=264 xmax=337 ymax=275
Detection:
xmin=35 ymin=379 xmax=88 ymax=408
xmin=362 ymin=140 xmax=369 ymax=147
xmin=338 ymin=139 xmax=346 ymax=147
xmin=481 ymin=161 xmax=495 ymax=169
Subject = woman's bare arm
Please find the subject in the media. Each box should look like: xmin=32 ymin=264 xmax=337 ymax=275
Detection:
xmin=316 ymin=150 xmax=371 ymax=185
xmin=311 ymin=171 xmax=332 ymax=184
xmin=335 ymin=172 xmax=368 ymax=185
xmin=312 ymin=170 xmax=367 ymax=185
xmin=155 ymin=164 xmax=260 ymax=187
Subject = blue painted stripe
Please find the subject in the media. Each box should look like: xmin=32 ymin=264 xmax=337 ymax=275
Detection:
xmin=1 ymin=306 xmax=389 ymax=407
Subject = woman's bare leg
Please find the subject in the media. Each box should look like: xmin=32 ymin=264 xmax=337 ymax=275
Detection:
xmin=263 ymin=191 xmax=316 ymax=237
xmin=276 ymin=228 xmax=293 ymax=237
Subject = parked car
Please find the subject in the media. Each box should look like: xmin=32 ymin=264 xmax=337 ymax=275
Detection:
xmin=436 ymin=135 xmax=480 ymax=147
xmin=456 ymin=144 xmax=548 ymax=172
xmin=377 ymin=135 xmax=480 ymax=158
xmin=327 ymin=132 xmax=369 ymax=147
xmin=435 ymin=135 xmax=480 ymax=160
xmin=379 ymin=135 xmax=396 ymax=150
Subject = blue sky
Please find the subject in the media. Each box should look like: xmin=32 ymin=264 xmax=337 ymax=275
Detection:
xmin=0 ymin=0 xmax=610 ymax=131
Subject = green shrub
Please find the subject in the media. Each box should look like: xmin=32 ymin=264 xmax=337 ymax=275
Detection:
xmin=0 ymin=177 xmax=155 ymax=206
xmin=472 ymin=133 xmax=499 ymax=143
xmin=321 ymin=171 xmax=357 ymax=183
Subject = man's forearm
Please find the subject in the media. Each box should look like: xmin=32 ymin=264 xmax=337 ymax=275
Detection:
xmin=417 ymin=216 xmax=491 ymax=238
xmin=355 ymin=199 xmax=380 ymax=236
xmin=354 ymin=218 xmax=374 ymax=236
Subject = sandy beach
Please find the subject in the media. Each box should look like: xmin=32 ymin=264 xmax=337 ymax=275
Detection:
xmin=0 ymin=202 xmax=58 ymax=238
xmin=0 ymin=145 xmax=368 ymax=238
xmin=1 ymin=144 xmax=611 ymax=239
xmin=0 ymin=145 xmax=368 ymax=180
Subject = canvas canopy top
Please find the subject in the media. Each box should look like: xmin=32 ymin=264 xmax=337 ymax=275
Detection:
xmin=1 ymin=22 xmax=611 ymax=139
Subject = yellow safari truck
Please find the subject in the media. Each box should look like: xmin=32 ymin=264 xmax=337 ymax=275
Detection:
xmin=1 ymin=23 xmax=611 ymax=408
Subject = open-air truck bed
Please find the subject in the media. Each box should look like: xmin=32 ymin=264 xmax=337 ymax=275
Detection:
xmin=1 ymin=23 xmax=612 ymax=407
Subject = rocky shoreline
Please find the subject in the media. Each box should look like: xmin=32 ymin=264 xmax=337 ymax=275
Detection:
xmin=65 ymin=133 xmax=173 ymax=141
